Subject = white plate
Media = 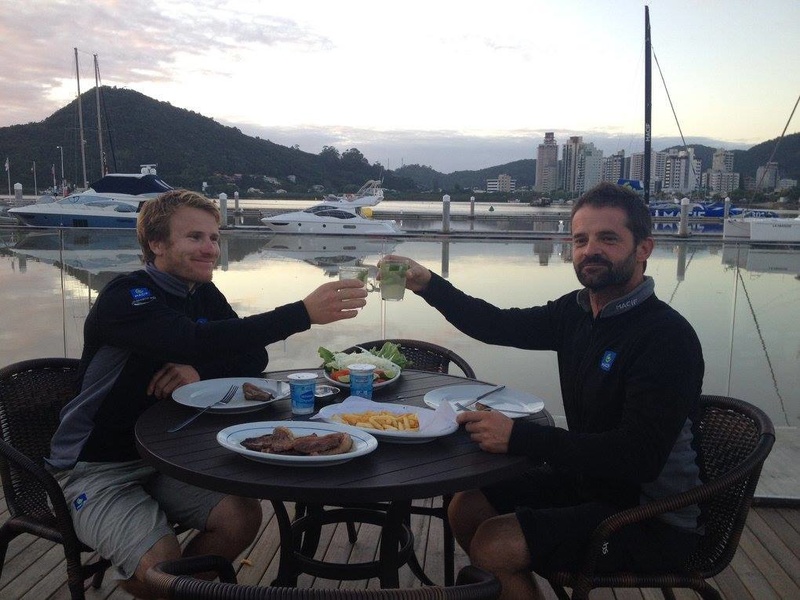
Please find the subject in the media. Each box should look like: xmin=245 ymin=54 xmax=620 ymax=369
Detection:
xmin=173 ymin=378 xmax=289 ymax=414
xmin=216 ymin=421 xmax=378 ymax=466
xmin=315 ymin=400 xmax=458 ymax=444
xmin=323 ymin=369 xmax=401 ymax=390
xmin=424 ymin=384 xmax=545 ymax=419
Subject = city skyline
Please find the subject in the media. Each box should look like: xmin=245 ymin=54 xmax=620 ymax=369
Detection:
xmin=1 ymin=0 xmax=798 ymax=173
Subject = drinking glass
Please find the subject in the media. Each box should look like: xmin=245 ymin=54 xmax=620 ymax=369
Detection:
xmin=379 ymin=258 xmax=409 ymax=301
xmin=339 ymin=265 xmax=375 ymax=291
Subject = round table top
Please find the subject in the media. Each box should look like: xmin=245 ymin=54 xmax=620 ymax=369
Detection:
xmin=135 ymin=369 xmax=554 ymax=504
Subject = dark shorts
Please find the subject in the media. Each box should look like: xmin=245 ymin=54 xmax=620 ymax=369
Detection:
xmin=482 ymin=467 xmax=700 ymax=575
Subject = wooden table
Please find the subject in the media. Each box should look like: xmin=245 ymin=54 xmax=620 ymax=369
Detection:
xmin=135 ymin=369 xmax=553 ymax=587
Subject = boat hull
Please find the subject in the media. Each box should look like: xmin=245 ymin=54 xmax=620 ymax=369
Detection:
xmin=724 ymin=217 xmax=800 ymax=243
xmin=749 ymin=218 xmax=800 ymax=243
xmin=260 ymin=219 xmax=400 ymax=235
xmin=8 ymin=202 xmax=138 ymax=229
xmin=260 ymin=204 xmax=400 ymax=235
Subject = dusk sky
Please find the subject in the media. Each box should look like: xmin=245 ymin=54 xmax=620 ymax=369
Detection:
xmin=2 ymin=0 xmax=798 ymax=172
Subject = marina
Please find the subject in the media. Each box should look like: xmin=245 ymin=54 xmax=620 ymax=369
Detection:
xmin=1 ymin=222 xmax=798 ymax=505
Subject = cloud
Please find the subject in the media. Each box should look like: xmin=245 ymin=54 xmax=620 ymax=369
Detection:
xmin=0 ymin=0 xmax=327 ymax=125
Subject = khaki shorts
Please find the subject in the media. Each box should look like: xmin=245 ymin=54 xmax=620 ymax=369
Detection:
xmin=55 ymin=459 xmax=226 ymax=580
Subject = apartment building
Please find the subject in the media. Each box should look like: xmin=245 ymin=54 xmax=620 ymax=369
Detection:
xmin=486 ymin=173 xmax=516 ymax=193
xmin=535 ymin=132 xmax=559 ymax=193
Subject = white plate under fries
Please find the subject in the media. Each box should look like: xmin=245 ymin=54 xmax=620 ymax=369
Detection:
xmin=315 ymin=400 xmax=458 ymax=444
xmin=216 ymin=421 xmax=378 ymax=466
xmin=423 ymin=384 xmax=545 ymax=419
xmin=173 ymin=378 xmax=289 ymax=414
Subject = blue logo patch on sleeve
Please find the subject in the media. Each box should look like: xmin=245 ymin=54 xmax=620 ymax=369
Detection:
xmin=196 ymin=318 xmax=208 ymax=324
xmin=130 ymin=287 xmax=156 ymax=306
xmin=74 ymin=492 xmax=88 ymax=511
xmin=600 ymin=351 xmax=617 ymax=372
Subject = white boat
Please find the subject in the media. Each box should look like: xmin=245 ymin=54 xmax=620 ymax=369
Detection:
xmin=322 ymin=180 xmax=384 ymax=207
xmin=260 ymin=204 xmax=401 ymax=235
xmin=8 ymin=165 xmax=172 ymax=228
xmin=723 ymin=215 xmax=800 ymax=243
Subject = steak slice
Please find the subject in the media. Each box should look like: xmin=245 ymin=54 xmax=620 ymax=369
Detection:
xmin=242 ymin=382 xmax=274 ymax=402
xmin=269 ymin=426 xmax=297 ymax=453
xmin=292 ymin=432 xmax=352 ymax=455
xmin=240 ymin=433 xmax=275 ymax=452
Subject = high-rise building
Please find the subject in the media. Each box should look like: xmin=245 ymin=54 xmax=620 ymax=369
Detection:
xmin=561 ymin=137 xmax=603 ymax=194
xmin=630 ymin=151 xmax=666 ymax=193
xmin=755 ymin=162 xmax=779 ymax=189
xmin=601 ymin=150 xmax=626 ymax=183
xmin=535 ymin=132 xmax=559 ymax=193
xmin=561 ymin=136 xmax=583 ymax=193
xmin=711 ymin=148 xmax=734 ymax=172
xmin=663 ymin=148 xmax=702 ymax=194
xmin=703 ymin=170 xmax=740 ymax=195
xmin=576 ymin=143 xmax=603 ymax=194
xmin=703 ymin=148 xmax=740 ymax=194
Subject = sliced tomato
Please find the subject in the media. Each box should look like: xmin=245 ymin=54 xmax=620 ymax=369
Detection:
xmin=330 ymin=369 xmax=350 ymax=383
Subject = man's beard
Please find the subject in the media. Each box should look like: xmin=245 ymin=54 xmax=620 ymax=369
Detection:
xmin=574 ymin=251 xmax=637 ymax=290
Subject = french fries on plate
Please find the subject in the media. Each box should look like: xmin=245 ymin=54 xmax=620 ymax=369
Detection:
xmin=336 ymin=410 xmax=420 ymax=432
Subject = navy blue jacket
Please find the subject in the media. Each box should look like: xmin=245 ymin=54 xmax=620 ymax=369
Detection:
xmin=49 ymin=267 xmax=310 ymax=468
xmin=419 ymin=273 xmax=705 ymax=528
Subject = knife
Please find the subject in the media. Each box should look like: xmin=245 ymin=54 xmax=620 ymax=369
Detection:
xmin=455 ymin=385 xmax=505 ymax=411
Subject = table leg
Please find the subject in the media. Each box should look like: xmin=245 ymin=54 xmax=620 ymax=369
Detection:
xmin=270 ymin=500 xmax=299 ymax=587
xmin=379 ymin=500 xmax=407 ymax=588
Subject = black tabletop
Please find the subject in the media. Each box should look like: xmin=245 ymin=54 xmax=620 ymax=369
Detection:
xmin=135 ymin=369 xmax=554 ymax=505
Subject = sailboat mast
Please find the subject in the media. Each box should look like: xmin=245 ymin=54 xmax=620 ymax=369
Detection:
xmin=75 ymin=47 xmax=89 ymax=189
xmin=94 ymin=54 xmax=105 ymax=176
xmin=643 ymin=6 xmax=652 ymax=204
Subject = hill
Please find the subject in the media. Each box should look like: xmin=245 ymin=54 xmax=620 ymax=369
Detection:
xmin=1 ymin=87 xmax=797 ymax=197
xmin=0 ymin=87 xmax=416 ymax=196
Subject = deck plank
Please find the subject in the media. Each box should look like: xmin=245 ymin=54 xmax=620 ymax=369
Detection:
xmin=1 ymin=493 xmax=798 ymax=599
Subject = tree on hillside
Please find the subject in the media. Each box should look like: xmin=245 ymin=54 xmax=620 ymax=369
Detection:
xmin=341 ymin=148 xmax=368 ymax=168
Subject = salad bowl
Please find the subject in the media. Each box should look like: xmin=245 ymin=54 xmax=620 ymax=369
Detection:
xmin=319 ymin=343 xmax=407 ymax=389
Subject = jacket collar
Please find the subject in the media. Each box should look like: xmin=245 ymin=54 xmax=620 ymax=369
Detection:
xmin=576 ymin=276 xmax=655 ymax=318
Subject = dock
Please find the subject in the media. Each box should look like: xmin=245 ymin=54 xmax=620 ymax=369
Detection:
xmin=1 ymin=491 xmax=797 ymax=598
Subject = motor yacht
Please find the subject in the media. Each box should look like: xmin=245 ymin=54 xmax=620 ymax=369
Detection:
xmin=260 ymin=204 xmax=401 ymax=235
xmin=8 ymin=165 xmax=172 ymax=228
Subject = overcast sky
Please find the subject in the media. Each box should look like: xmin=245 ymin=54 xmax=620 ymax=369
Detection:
xmin=1 ymin=0 xmax=798 ymax=173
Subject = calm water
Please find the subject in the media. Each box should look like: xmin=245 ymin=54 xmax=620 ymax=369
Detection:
xmin=1 ymin=225 xmax=798 ymax=429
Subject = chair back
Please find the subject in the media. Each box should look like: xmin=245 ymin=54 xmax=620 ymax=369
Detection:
xmin=688 ymin=394 xmax=775 ymax=576
xmin=344 ymin=339 xmax=476 ymax=378
xmin=0 ymin=357 xmax=80 ymax=519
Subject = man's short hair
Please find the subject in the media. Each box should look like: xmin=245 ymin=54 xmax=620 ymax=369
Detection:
xmin=137 ymin=189 xmax=220 ymax=263
xmin=571 ymin=182 xmax=652 ymax=244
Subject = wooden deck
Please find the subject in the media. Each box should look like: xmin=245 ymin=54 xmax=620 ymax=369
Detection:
xmin=1 ymin=493 xmax=798 ymax=600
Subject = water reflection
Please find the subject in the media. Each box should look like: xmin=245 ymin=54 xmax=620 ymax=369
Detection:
xmin=0 ymin=227 xmax=798 ymax=429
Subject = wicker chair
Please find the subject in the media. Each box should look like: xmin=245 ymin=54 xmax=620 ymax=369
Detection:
xmin=343 ymin=339 xmax=476 ymax=379
xmin=545 ymin=394 xmax=775 ymax=600
xmin=0 ymin=358 xmax=111 ymax=600
xmin=310 ymin=339 xmax=477 ymax=586
xmin=145 ymin=554 xmax=501 ymax=599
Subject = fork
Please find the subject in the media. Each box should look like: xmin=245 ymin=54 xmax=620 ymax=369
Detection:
xmin=168 ymin=384 xmax=238 ymax=433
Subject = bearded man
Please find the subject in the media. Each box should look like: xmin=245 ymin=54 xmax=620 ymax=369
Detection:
xmin=382 ymin=182 xmax=704 ymax=599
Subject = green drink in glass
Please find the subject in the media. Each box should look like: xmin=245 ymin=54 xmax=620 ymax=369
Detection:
xmin=379 ymin=259 xmax=409 ymax=301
